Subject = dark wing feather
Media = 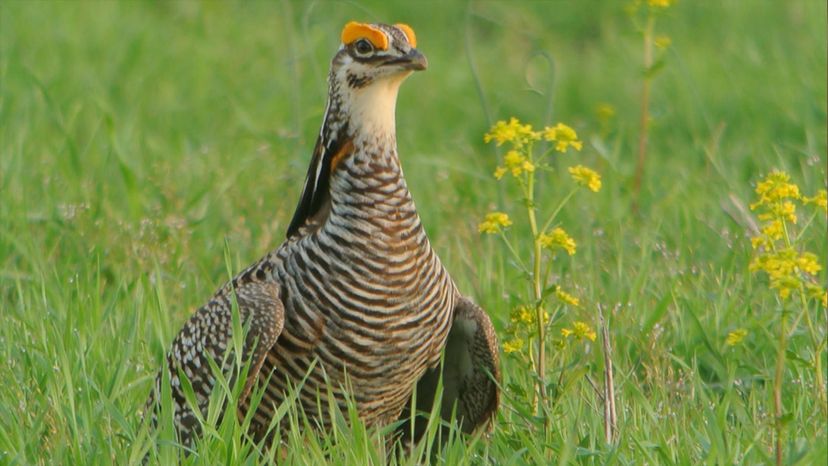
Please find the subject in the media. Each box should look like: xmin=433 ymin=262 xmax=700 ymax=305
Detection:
xmin=287 ymin=137 xmax=326 ymax=238
xmin=443 ymin=297 xmax=500 ymax=433
xmin=144 ymin=280 xmax=284 ymax=449
xmin=286 ymin=134 xmax=353 ymax=238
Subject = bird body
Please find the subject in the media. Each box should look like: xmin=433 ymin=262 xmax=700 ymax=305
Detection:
xmin=242 ymin=138 xmax=458 ymax=435
xmin=146 ymin=21 xmax=499 ymax=452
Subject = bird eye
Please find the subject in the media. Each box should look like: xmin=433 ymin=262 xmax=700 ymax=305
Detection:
xmin=353 ymin=39 xmax=374 ymax=56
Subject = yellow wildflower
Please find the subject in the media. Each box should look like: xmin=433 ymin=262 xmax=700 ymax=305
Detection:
xmin=796 ymin=252 xmax=821 ymax=275
xmin=596 ymin=103 xmax=616 ymax=122
xmin=503 ymin=338 xmax=524 ymax=353
xmin=648 ymin=0 xmax=673 ymax=8
xmin=519 ymin=307 xmax=533 ymax=324
xmin=654 ymin=35 xmax=672 ymax=49
xmin=503 ymin=150 xmax=528 ymax=177
xmin=543 ymin=123 xmax=583 ymax=153
xmin=510 ymin=305 xmax=535 ymax=325
xmin=496 ymin=149 xmax=536 ymax=177
xmin=725 ymin=328 xmax=748 ymax=346
xmin=504 ymin=150 xmax=523 ymax=166
xmin=484 ymin=119 xmax=517 ymax=146
xmin=759 ymin=200 xmax=796 ymax=224
xmin=805 ymin=283 xmax=823 ymax=300
xmin=748 ymin=171 xmax=824 ymax=302
xmin=539 ymin=227 xmax=577 ymax=255
xmin=750 ymin=170 xmax=801 ymax=209
xmin=555 ymin=288 xmax=580 ymax=307
xmin=568 ymin=165 xmax=602 ymax=192
xmin=749 ymin=247 xmax=821 ymax=301
xmin=803 ymin=189 xmax=827 ymax=213
xmin=561 ymin=321 xmax=597 ymax=342
xmin=484 ymin=117 xmax=539 ymax=147
xmin=493 ymin=166 xmax=507 ymax=180
xmin=760 ymin=219 xmax=785 ymax=241
xmin=509 ymin=304 xmax=549 ymax=327
xmin=478 ymin=211 xmax=512 ymax=234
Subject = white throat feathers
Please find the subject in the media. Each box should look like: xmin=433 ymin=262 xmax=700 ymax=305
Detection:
xmin=345 ymin=71 xmax=412 ymax=144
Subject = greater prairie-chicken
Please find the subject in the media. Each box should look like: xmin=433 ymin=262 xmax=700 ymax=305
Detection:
xmin=145 ymin=21 xmax=500 ymax=451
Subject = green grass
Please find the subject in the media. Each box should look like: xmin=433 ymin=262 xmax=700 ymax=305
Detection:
xmin=1 ymin=1 xmax=826 ymax=464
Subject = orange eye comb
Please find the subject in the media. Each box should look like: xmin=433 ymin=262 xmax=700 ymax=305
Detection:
xmin=341 ymin=22 xmax=389 ymax=51
xmin=394 ymin=23 xmax=417 ymax=48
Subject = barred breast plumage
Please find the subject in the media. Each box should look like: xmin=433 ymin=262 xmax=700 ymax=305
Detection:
xmin=145 ymin=21 xmax=500 ymax=454
xmin=246 ymin=143 xmax=457 ymax=434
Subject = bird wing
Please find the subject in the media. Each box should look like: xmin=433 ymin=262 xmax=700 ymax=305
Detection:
xmin=399 ymin=296 xmax=500 ymax=445
xmin=145 ymin=279 xmax=284 ymax=448
xmin=442 ymin=296 xmax=501 ymax=433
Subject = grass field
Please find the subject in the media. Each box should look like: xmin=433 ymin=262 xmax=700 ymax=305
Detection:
xmin=1 ymin=1 xmax=826 ymax=464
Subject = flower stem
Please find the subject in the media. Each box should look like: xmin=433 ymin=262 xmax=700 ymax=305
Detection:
xmin=541 ymin=189 xmax=578 ymax=235
xmin=783 ymin=221 xmax=827 ymax=414
xmin=634 ymin=14 xmax=654 ymax=210
xmin=798 ymin=284 xmax=827 ymax=414
xmin=774 ymin=310 xmax=786 ymax=466
xmin=498 ymin=233 xmax=532 ymax=277
xmin=525 ymin=156 xmax=550 ymax=436
xmin=770 ymin=222 xmax=795 ymax=466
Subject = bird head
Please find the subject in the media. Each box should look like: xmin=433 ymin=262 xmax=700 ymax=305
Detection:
xmin=326 ymin=22 xmax=426 ymax=138
xmin=287 ymin=22 xmax=425 ymax=238
xmin=334 ymin=22 xmax=427 ymax=86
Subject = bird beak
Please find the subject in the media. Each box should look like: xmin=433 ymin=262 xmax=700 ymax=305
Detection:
xmin=385 ymin=49 xmax=428 ymax=71
xmin=404 ymin=49 xmax=428 ymax=71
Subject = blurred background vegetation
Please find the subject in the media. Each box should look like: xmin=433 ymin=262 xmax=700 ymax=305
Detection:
xmin=1 ymin=1 xmax=825 ymax=464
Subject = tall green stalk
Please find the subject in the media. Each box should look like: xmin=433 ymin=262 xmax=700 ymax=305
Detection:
xmin=524 ymin=145 xmax=550 ymax=435
xmin=634 ymin=14 xmax=654 ymax=207
xmin=773 ymin=312 xmax=786 ymax=466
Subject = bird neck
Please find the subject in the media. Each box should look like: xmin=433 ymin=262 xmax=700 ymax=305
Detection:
xmin=325 ymin=77 xmax=414 ymax=214
xmin=346 ymin=74 xmax=408 ymax=147
xmin=286 ymin=74 xmax=412 ymax=238
xmin=322 ymin=72 xmax=413 ymax=164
